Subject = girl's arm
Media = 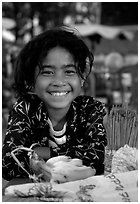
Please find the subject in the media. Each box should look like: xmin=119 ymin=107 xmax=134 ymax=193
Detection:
xmin=74 ymin=101 xmax=107 ymax=175
xmin=2 ymin=100 xmax=48 ymax=181
xmin=2 ymin=108 xmax=32 ymax=181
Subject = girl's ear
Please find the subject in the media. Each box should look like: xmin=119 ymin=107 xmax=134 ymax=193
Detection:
xmin=27 ymin=84 xmax=36 ymax=95
xmin=31 ymin=85 xmax=37 ymax=94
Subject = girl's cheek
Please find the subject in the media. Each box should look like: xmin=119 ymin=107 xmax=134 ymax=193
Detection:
xmin=35 ymin=77 xmax=47 ymax=87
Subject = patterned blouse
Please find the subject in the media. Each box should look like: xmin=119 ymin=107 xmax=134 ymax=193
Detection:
xmin=2 ymin=94 xmax=107 ymax=181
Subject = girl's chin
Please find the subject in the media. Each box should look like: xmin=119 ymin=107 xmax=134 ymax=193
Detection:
xmin=46 ymin=102 xmax=71 ymax=110
xmin=44 ymin=96 xmax=73 ymax=110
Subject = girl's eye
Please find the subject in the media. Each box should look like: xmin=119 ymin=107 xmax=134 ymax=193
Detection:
xmin=65 ymin=68 xmax=77 ymax=75
xmin=40 ymin=69 xmax=54 ymax=76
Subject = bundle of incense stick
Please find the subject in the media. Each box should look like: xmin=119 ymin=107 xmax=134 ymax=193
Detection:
xmin=106 ymin=104 xmax=138 ymax=151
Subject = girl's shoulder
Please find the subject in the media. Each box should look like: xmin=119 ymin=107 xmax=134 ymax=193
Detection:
xmin=74 ymin=95 xmax=106 ymax=116
xmin=74 ymin=95 xmax=104 ymax=108
xmin=12 ymin=94 xmax=42 ymax=114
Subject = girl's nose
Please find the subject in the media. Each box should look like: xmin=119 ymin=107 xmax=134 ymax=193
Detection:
xmin=52 ymin=72 xmax=66 ymax=86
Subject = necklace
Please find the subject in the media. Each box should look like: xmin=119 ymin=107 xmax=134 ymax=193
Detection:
xmin=47 ymin=118 xmax=67 ymax=145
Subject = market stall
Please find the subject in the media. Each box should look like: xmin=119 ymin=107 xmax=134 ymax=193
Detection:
xmin=2 ymin=22 xmax=138 ymax=202
xmin=72 ymin=23 xmax=138 ymax=110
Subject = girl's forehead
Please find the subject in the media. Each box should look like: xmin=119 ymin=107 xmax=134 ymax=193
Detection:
xmin=42 ymin=46 xmax=75 ymax=64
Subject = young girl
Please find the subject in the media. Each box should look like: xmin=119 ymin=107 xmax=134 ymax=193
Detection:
xmin=2 ymin=26 xmax=107 ymax=181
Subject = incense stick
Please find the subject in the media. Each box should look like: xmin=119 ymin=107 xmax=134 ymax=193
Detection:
xmin=106 ymin=105 xmax=138 ymax=151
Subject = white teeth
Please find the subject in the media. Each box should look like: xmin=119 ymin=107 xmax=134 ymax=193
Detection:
xmin=51 ymin=92 xmax=68 ymax=96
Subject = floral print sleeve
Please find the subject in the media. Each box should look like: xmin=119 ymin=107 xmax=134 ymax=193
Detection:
xmin=70 ymin=96 xmax=107 ymax=175
xmin=2 ymin=99 xmax=35 ymax=181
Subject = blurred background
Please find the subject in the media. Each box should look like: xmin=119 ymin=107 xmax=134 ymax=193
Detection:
xmin=2 ymin=2 xmax=138 ymax=136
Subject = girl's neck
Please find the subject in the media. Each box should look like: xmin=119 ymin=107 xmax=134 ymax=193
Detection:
xmin=47 ymin=107 xmax=69 ymax=131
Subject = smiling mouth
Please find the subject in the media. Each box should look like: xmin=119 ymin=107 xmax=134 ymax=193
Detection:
xmin=49 ymin=91 xmax=69 ymax=96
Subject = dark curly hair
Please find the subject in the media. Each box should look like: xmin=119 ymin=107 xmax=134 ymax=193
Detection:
xmin=13 ymin=26 xmax=94 ymax=97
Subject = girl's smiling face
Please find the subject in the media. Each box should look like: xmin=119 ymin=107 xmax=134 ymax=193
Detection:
xmin=34 ymin=46 xmax=83 ymax=111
